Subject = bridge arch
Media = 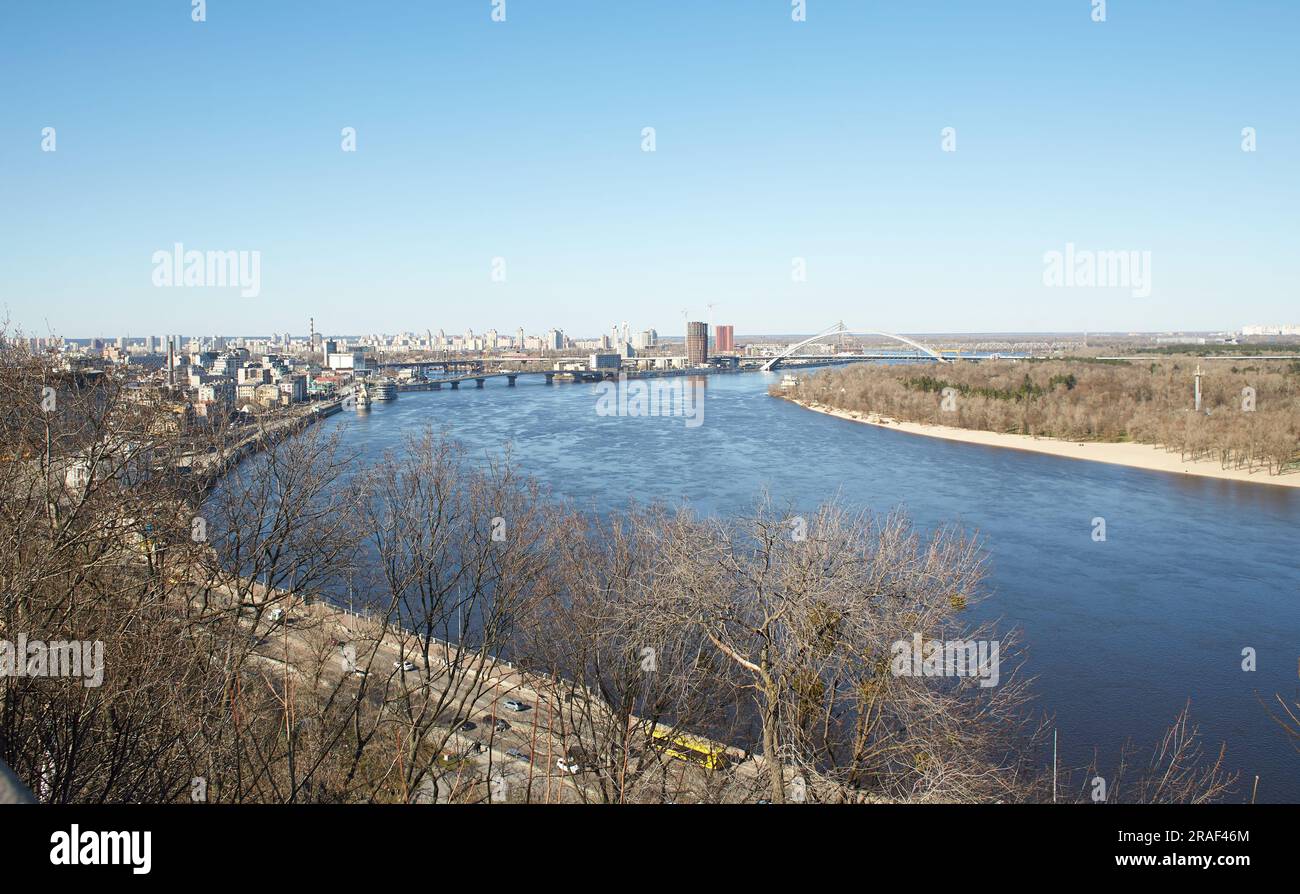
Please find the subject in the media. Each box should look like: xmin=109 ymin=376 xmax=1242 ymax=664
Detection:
xmin=761 ymin=323 xmax=949 ymax=371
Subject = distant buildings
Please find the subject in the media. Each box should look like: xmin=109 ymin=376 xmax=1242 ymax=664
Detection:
xmin=1241 ymin=323 xmax=1300 ymax=336
xmin=278 ymin=376 xmax=307 ymax=403
xmin=714 ymin=324 xmax=735 ymax=353
xmin=22 ymin=336 xmax=62 ymax=353
xmin=327 ymin=350 xmax=367 ymax=370
xmin=49 ymin=317 xmax=731 ymax=428
xmin=686 ymin=321 xmax=709 ymax=366
xmin=253 ymin=383 xmax=282 ymax=406
xmin=588 ymin=352 xmax=621 ymax=372
xmin=237 ymin=364 xmax=270 ymax=386
xmin=195 ymin=379 xmax=235 ymax=418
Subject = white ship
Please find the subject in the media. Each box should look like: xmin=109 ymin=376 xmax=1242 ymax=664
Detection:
xmin=373 ymin=378 xmax=398 ymax=401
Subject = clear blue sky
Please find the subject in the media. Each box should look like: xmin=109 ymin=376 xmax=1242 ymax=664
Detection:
xmin=2 ymin=1 xmax=1296 ymax=339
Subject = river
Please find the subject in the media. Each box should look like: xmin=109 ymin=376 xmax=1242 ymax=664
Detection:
xmin=315 ymin=369 xmax=1300 ymax=802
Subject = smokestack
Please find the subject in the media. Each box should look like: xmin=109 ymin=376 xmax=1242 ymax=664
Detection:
xmin=167 ymin=340 xmax=175 ymax=388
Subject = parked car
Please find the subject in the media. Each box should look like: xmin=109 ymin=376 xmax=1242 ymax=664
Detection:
xmin=450 ymin=718 xmax=476 ymax=732
xmin=493 ymin=719 xmax=511 ymax=732
xmin=502 ymin=699 xmax=528 ymax=712
xmin=506 ymin=747 xmax=530 ymax=761
xmin=394 ymin=660 xmax=417 ymax=672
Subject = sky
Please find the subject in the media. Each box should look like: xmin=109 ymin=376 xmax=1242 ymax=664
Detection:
xmin=1 ymin=1 xmax=1296 ymax=340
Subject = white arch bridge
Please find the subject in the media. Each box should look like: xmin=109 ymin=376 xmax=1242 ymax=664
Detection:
xmin=760 ymin=322 xmax=951 ymax=371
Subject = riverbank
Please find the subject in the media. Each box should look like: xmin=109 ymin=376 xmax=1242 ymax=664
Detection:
xmin=187 ymin=398 xmax=344 ymax=487
xmin=782 ymin=397 xmax=1300 ymax=489
xmin=189 ymin=570 xmax=850 ymax=803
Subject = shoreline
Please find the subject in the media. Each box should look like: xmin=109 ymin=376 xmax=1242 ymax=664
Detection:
xmin=782 ymin=398 xmax=1300 ymax=490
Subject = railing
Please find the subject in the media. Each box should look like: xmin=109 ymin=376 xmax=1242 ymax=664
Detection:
xmin=0 ymin=757 xmax=36 ymax=804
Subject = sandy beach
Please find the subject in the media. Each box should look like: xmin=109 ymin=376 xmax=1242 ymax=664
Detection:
xmin=784 ymin=398 xmax=1300 ymax=490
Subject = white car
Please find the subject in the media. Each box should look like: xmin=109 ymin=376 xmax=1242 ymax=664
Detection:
xmin=503 ymin=699 xmax=528 ymax=712
xmin=394 ymin=660 xmax=417 ymax=672
xmin=557 ymin=752 xmax=594 ymax=774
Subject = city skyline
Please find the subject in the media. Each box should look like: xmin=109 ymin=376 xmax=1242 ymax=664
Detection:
xmin=3 ymin=2 xmax=1297 ymax=336
xmin=24 ymin=318 xmax=1299 ymax=344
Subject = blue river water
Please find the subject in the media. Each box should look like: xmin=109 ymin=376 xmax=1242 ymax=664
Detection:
xmin=316 ymin=370 xmax=1300 ymax=801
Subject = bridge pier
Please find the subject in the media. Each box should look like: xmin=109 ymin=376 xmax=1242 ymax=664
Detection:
xmin=475 ymin=378 xmax=485 ymax=388
xmin=450 ymin=381 xmax=459 ymax=390
xmin=432 ymin=381 xmax=441 ymax=390
xmin=544 ymin=373 xmax=555 ymax=386
xmin=506 ymin=375 xmax=517 ymax=387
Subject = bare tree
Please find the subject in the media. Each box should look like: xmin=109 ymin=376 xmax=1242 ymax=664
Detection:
xmin=355 ymin=430 xmax=553 ymax=802
xmin=639 ymin=497 xmax=1037 ymax=803
xmin=514 ymin=503 xmax=744 ymax=803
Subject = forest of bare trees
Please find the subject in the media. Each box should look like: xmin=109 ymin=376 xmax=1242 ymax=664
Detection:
xmin=781 ymin=358 xmax=1300 ymax=477
xmin=0 ymin=337 xmax=1241 ymax=803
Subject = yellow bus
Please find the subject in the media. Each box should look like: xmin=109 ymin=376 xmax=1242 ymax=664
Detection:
xmin=650 ymin=727 xmax=730 ymax=771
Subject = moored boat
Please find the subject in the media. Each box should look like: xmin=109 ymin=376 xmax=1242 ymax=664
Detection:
xmin=373 ymin=378 xmax=397 ymax=401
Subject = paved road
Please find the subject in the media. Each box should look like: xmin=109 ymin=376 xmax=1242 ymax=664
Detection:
xmin=207 ymin=580 xmax=691 ymax=802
